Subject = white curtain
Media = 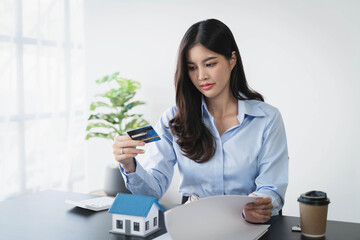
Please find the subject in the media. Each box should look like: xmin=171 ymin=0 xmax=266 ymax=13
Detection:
xmin=0 ymin=0 xmax=86 ymax=200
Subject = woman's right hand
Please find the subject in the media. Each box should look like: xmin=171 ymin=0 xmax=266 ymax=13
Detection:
xmin=112 ymin=135 xmax=146 ymax=173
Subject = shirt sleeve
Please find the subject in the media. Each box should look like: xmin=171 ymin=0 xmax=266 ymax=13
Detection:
xmin=119 ymin=108 xmax=178 ymax=200
xmin=253 ymin=108 xmax=289 ymax=216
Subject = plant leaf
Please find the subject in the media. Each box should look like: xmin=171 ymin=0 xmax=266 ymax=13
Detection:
xmin=90 ymin=101 xmax=111 ymax=111
xmin=124 ymin=119 xmax=139 ymax=132
xmin=124 ymin=118 xmax=150 ymax=132
xmin=96 ymin=75 xmax=110 ymax=84
xmin=111 ymin=72 xmax=120 ymax=80
xmin=88 ymin=113 xmax=118 ymax=124
xmin=126 ymin=113 xmax=143 ymax=118
xmin=85 ymin=132 xmax=114 ymax=140
xmin=136 ymin=119 xmax=150 ymax=128
xmin=86 ymin=122 xmax=119 ymax=133
xmin=88 ymin=114 xmax=101 ymax=120
xmin=110 ymin=93 xmax=135 ymax=107
xmin=125 ymin=101 xmax=145 ymax=111
xmin=117 ymin=78 xmax=141 ymax=92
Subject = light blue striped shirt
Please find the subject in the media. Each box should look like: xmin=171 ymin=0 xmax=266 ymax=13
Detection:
xmin=120 ymin=99 xmax=289 ymax=215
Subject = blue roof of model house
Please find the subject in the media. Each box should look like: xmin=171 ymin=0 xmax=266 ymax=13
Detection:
xmin=108 ymin=193 xmax=163 ymax=217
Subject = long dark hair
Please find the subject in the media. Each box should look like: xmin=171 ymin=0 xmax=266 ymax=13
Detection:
xmin=169 ymin=19 xmax=264 ymax=163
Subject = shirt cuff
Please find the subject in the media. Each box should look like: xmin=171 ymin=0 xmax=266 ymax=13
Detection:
xmin=119 ymin=158 xmax=148 ymax=187
xmin=252 ymin=190 xmax=283 ymax=216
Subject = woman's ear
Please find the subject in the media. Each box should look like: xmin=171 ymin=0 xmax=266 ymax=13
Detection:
xmin=230 ymin=51 xmax=237 ymax=70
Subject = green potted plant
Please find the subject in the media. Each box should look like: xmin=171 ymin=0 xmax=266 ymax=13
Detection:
xmin=86 ymin=72 xmax=149 ymax=196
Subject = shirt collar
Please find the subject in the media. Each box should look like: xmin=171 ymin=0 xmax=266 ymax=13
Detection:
xmin=239 ymin=100 xmax=265 ymax=117
xmin=201 ymin=96 xmax=209 ymax=116
xmin=201 ymin=95 xmax=265 ymax=122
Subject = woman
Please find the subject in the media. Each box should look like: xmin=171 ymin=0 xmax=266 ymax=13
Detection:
xmin=112 ymin=19 xmax=288 ymax=223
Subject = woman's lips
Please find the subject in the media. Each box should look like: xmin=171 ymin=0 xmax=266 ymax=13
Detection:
xmin=200 ymin=83 xmax=215 ymax=90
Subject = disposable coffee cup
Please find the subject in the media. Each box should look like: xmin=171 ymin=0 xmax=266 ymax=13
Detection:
xmin=298 ymin=191 xmax=330 ymax=238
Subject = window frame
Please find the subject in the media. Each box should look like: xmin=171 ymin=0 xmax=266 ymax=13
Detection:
xmin=116 ymin=219 xmax=123 ymax=229
xmin=0 ymin=0 xmax=85 ymax=200
xmin=133 ymin=222 xmax=140 ymax=232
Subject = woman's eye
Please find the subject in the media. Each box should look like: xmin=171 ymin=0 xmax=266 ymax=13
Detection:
xmin=188 ymin=66 xmax=196 ymax=71
xmin=206 ymin=62 xmax=216 ymax=67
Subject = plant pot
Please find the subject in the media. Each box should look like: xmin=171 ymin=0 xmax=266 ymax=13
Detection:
xmin=104 ymin=163 xmax=131 ymax=196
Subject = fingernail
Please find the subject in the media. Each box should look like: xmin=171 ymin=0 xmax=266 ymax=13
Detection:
xmin=140 ymin=150 xmax=145 ymax=153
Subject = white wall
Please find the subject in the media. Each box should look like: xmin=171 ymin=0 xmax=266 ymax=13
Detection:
xmin=84 ymin=0 xmax=360 ymax=223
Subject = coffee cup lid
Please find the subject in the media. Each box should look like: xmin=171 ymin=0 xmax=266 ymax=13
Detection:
xmin=297 ymin=191 xmax=330 ymax=206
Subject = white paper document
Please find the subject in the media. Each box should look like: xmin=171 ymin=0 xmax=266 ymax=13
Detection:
xmin=163 ymin=195 xmax=270 ymax=240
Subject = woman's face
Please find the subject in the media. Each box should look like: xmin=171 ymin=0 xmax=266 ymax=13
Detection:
xmin=186 ymin=43 xmax=236 ymax=100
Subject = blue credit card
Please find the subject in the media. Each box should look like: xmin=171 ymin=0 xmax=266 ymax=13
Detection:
xmin=127 ymin=125 xmax=161 ymax=143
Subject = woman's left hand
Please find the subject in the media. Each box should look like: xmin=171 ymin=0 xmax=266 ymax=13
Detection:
xmin=243 ymin=194 xmax=273 ymax=223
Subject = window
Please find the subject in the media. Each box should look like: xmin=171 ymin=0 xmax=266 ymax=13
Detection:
xmin=153 ymin=217 xmax=158 ymax=227
xmin=145 ymin=221 xmax=149 ymax=231
xmin=133 ymin=222 xmax=140 ymax=231
xmin=116 ymin=220 xmax=123 ymax=229
xmin=0 ymin=0 xmax=86 ymax=200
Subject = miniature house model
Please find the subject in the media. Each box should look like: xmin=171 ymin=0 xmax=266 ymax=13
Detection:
xmin=108 ymin=193 xmax=163 ymax=237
